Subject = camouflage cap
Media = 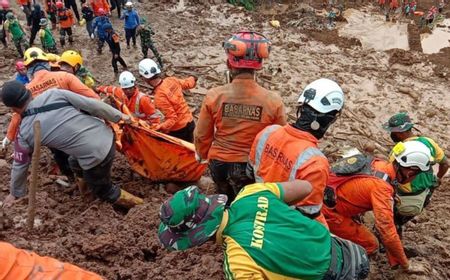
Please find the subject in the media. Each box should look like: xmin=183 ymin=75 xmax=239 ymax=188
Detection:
xmin=382 ymin=112 xmax=414 ymax=132
xmin=158 ymin=186 xmax=227 ymax=251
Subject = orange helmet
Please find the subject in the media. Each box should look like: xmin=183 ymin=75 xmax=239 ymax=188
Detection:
xmin=223 ymin=31 xmax=271 ymax=70
xmin=55 ymin=1 xmax=64 ymax=9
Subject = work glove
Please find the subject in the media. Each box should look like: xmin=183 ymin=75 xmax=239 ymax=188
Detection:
xmin=1 ymin=137 xmax=11 ymax=150
xmin=90 ymin=33 xmax=95 ymax=39
xmin=195 ymin=152 xmax=208 ymax=164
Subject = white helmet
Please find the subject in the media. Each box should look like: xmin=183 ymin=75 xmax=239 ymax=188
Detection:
xmin=119 ymin=71 xmax=136 ymax=89
xmin=297 ymin=78 xmax=344 ymax=113
xmin=393 ymin=141 xmax=432 ymax=171
xmin=125 ymin=1 xmax=133 ymax=8
xmin=138 ymin=58 xmax=161 ymax=79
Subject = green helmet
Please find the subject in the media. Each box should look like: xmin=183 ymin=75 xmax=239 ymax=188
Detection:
xmin=382 ymin=112 xmax=414 ymax=132
xmin=158 ymin=186 xmax=227 ymax=251
xmin=6 ymin=12 xmax=14 ymax=20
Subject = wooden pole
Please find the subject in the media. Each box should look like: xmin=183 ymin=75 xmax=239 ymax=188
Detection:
xmin=27 ymin=121 xmax=41 ymax=230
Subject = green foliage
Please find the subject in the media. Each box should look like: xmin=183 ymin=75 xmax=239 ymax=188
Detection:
xmin=228 ymin=0 xmax=255 ymax=11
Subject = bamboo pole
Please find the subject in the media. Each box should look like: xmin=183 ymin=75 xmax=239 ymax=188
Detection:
xmin=27 ymin=121 xmax=41 ymax=230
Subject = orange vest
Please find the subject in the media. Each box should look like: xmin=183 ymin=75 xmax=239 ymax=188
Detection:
xmin=249 ymin=124 xmax=328 ymax=217
xmin=195 ymin=76 xmax=286 ymax=162
xmin=57 ymin=8 xmax=74 ymax=28
xmin=0 ymin=242 xmax=103 ymax=280
xmin=332 ymin=161 xmax=408 ymax=266
xmin=153 ymin=76 xmax=195 ymax=132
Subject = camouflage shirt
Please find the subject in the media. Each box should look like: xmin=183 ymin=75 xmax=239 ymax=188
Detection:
xmin=138 ymin=24 xmax=155 ymax=46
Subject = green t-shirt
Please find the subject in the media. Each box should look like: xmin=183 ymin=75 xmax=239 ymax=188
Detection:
xmin=219 ymin=183 xmax=336 ymax=280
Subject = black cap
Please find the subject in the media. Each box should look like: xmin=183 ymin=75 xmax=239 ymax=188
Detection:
xmin=0 ymin=80 xmax=31 ymax=108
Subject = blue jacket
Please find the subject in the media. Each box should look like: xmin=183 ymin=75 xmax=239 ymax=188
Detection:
xmin=15 ymin=73 xmax=30 ymax=85
xmin=92 ymin=16 xmax=111 ymax=39
xmin=121 ymin=9 xmax=139 ymax=30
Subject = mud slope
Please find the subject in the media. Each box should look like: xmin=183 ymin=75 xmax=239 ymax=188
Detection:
xmin=0 ymin=1 xmax=449 ymax=280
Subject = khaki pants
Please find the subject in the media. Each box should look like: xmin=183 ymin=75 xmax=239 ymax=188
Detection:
xmin=396 ymin=189 xmax=430 ymax=217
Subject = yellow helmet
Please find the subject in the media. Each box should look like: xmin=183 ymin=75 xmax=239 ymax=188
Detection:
xmin=23 ymin=47 xmax=49 ymax=66
xmin=59 ymin=50 xmax=83 ymax=68
xmin=45 ymin=53 xmax=60 ymax=63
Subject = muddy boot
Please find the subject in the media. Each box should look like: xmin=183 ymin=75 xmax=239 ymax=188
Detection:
xmin=114 ymin=189 xmax=143 ymax=209
xmin=76 ymin=177 xmax=95 ymax=201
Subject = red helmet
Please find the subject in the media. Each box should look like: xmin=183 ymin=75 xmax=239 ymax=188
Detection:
xmin=223 ymin=31 xmax=271 ymax=70
xmin=55 ymin=1 xmax=64 ymax=9
xmin=98 ymin=8 xmax=106 ymax=15
xmin=1 ymin=0 xmax=9 ymax=9
xmin=15 ymin=60 xmax=26 ymax=71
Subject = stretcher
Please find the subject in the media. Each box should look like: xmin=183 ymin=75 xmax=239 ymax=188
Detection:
xmin=106 ymin=92 xmax=207 ymax=182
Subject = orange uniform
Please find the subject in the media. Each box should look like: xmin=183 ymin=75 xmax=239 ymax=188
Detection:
xmin=0 ymin=242 xmax=103 ymax=280
xmin=90 ymin=0 xmax=110 ymax=16
xmin=16 ymin=0 xmax=30 ymax=5
xmin=6 ymin=70 xmax=99 ymax=140
xmin=57 ymin=8 xmax=75 ymax=29
xmin=390 ymin=0 xmax=399 ymax=9
xmin=195 ymin=76 xmax=286 ymax=162
xmin=248 ymin=124 xmax=329 ymax=226
xmin=153 ymin=76 xmax=195 ymax=133
xmin=97 ymin=85 xmax=161 ymax=124
xmin=322 ymin=160 xmax=408 ymax=267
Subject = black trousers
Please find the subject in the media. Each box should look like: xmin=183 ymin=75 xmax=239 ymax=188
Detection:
xmin=29 ymin=26 xmax=40 ymax=45
xmin=167 ymin=120 xmax=195 ymax=143
xmin=68 ymin=142 xmax=121 ymax=203
xmin=64 ymin=0 xmax=80 ymax=21
xmin=209 ymin=159 xmax=254 ymax=204
xmin=50 ymin=148 xmax=75 ymax=182
xmin=111 ymin=52 xmax=127 ymax=72
xmin=125 ymin=27 xmax=137 ymax=46
xmin=109 ymin=0 xmax=123 ymax=18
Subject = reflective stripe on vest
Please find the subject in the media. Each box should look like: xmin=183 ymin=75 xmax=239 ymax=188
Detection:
xmin=133 ymin=92 xmax=145 ymax=118
xmin=253 ymin=124 xmax=282 ymax=183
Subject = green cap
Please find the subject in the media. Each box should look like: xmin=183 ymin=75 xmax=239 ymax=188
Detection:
xmin=158 ymin=186 xmax=227 ymax=251
xmin=382 ymin=112 xmax=414 ymax=132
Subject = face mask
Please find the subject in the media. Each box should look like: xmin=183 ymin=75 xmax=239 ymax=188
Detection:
xmin=293 ymin=105 xmax=338 ymax=139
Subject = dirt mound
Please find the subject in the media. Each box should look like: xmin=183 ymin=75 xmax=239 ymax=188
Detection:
xmin=388 ymin=49 xmax=422 ymax=65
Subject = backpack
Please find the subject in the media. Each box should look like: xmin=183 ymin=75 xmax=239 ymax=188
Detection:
xmin=58 ymin=9 xmax=69 ymax=21
xmin=323 ymin=154 xmax=396 ymax=208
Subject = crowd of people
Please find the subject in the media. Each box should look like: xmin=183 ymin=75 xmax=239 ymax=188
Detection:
xmin=0 ymin=1 xmax=448 ymax=279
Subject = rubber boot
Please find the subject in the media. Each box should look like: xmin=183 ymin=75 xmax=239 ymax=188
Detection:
xmin=114 ymin=189 xmax=143 ymax=209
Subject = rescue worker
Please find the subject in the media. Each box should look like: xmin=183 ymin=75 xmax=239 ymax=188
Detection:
xmin=92 ymin=8 xmax=111 ymax=53
xmin=0 ymin=80 xmax=143 ymax=209
xmin=4 ymin=12 xmax=29 ymax=57
xmin=14 ymin=60 xmax=29 ymax=85
xmin=97 ymin=71 xmax=162 ymax=125
xmin=139 ymin=58 xmax=196 ymax=142
xmin=90 ymin=0 xmax=110 ymax=17
xmin=158 ymin=181 xmax=370 ymax=280
xmin=322 ymin=141 xmax=433 ymax=271
xmin=59 ymin=50 xmax=96 ymax=88
xmin=137 ymin=17 xmax=163 ymax=67
xmin=64 ymin=0 xmax=80 ymax=21
xmin=104 ymin=23 xmax=127 ymax=74
xmin=0 ymin=241 xmax=103 ymax=279
xmin=81 ymin=0 xmax=95 ymax=38
xmin=28 ymin=4 xmax=46 ymax=46
xmin=44 ymin=0 xmax=57 ymax=30
xmin=0 ymin=0 xmax=12 ymax=48
xmin=1 ymin=47 xmax=99 ymax=173
xmin=194 ymin=31 xmax=286 ymax=202
xmin=120 ymin=1 xmax=139 ymax=48
xmin=109 ymin=0 xmax=122 ymax=18
xmin=16 ymin=0 xmax=31 ymax=26
xmin=383 ymin=112 xmax=449 ymax=232
xmin=56 ymin=0 xmax=75 ymax=47
xmin=38 ymin=18 xmax=58 ymax=53
xmin=248 ymin=78 xmax=344 ymax=226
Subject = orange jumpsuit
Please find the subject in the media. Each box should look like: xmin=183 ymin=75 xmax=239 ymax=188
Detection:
xmin=153 ymin=76 xmax=195 ymax=133
xmin=97 ymin=85 xmax=161 ymax=124
xmin=322 ymin=160 xmax=408 ymax=268
xmin=90 ymin=0 xmax=110 ymax=16
xmin=249 ymin=124 xmax=329 ymax=226
xmin=195 ymin=75 xmax=286 ymax=162
xmin=6 ymin=69 xmax=99 ymax=140
xmin=0 ymin=242 xmax=103 ymax=279
xmin=57 ymin=8 xmax=75 ymax=29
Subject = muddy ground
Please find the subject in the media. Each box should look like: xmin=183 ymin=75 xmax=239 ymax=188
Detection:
xmin=0 ymin=0 xmax=449 ymax=279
